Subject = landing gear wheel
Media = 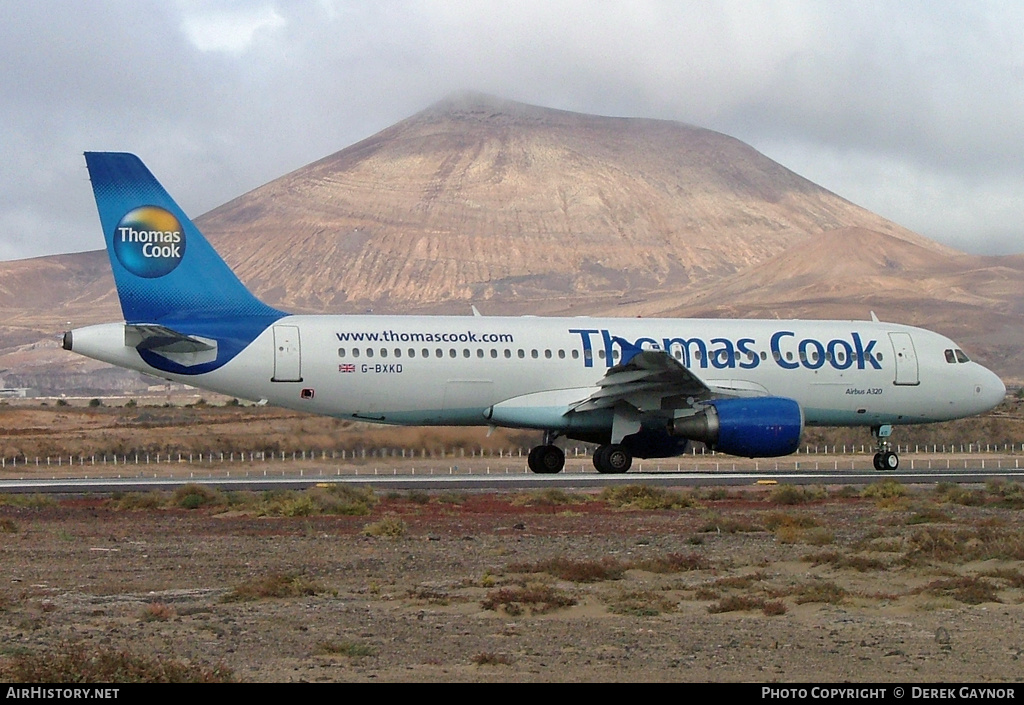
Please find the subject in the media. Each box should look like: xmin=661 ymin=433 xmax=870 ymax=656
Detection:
xmin=528 ymin=445 xmax=565 ymax=474
xmin=593 ymin=444 xmax=631 ymax=474
xmin=872 ymin=451 xmax=899 ymax=471
xmin=870 ymin=425 xmax=898 ymax=471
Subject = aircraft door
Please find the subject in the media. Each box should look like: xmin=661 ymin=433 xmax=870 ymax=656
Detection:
xmin=889 ymin=332 xmax=919 ymax=386
xmin=272 ymin=325 xmax=302 ymax=382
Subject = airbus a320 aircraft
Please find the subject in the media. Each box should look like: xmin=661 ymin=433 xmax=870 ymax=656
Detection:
xmin=63 ymin=153 xmax=1006 ymax=474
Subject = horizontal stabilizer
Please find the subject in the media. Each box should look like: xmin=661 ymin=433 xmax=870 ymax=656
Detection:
xmin=124 ymin=324 xmax=218 ymax=367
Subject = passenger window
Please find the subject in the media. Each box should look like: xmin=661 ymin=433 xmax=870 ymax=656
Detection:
xmin=504 ymin=349 xmax=512 ymax=358
xmin=338 ymin=348 xmax=346 ymax=358
xmin=558 ymin=350 xmax=565 ymax=359
xmin=380 ymin=348 xmax=387 ymax=358
xmin=408 ymin=349 xmax=416 ymax=358
xmin=449 ymin=349 xmax=457 ymax=358
xmin=463 ymin=349 xmax=470 ymax=358
xmin=394 ymin=349 xmax=401 ymax=358
xmin=598 ymin=350 xmax=606 ymax=359
xmin=352 ymin=348 xmax=360 ymax=358
xmin=517 ymin=349 xmax=525 ymax=359
xmin=366 ymin=348 xmax=374 ymax=358
xmin=477 ymin=349 xmax=484 ymax=358
xmin=491 ymin=349 xmax=498 ymax=358
xmin=531 ymin=349 xmax=538 ymax=359
xmin=545 ymin=350 xmax=552 ymax=359
xmin=421 ymin=349 xmax=429 ymax=358
xmin=435 ymin=349 xmax=443 ymax=358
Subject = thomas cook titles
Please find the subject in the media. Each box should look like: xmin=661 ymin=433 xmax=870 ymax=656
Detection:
xmin=112 ymin=206 xmax=186 ymax=278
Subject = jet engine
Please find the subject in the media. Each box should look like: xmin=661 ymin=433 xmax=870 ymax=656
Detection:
xmin=668 ymin=397 xmax=804 ymax=458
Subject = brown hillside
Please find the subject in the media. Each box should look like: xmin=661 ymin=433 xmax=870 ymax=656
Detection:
xmin=198 ymin=93 xmax=948 ymax=311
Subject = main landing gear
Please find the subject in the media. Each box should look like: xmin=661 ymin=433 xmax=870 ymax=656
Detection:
xmin=592 ymin=444 xmax=631 ymax=474
xmin=871 ymin=424 xmax=899 ymax=470
xmin=527 ymin=431 xmax=565 ymax=474
xmin=527 ymin=444 xmax=565 ymax=474
xmin=526 ymin=434 xmax=634 ymax=474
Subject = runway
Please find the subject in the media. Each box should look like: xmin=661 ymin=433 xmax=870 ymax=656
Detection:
xmin=2 ymin=454 xmax=1023 ymax=493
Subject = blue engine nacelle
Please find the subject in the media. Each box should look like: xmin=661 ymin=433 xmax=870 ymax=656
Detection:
xmin=668 ymin=397 xmax=804 ymax=458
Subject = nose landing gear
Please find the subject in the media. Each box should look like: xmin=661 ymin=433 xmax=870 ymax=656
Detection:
xmin=871 ymin=424 xmax=899 ymax=470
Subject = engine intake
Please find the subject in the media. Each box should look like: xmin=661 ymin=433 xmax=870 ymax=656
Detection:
xmin=669 ymin=397 xmax=804 ymax=458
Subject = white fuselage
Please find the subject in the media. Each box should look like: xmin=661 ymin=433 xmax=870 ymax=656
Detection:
xmin=69 ymin=314 xmax=1006 ymax=430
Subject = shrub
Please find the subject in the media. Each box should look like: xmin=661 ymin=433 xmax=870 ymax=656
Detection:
xmin=362 ymin=516 xmax=407 ymax=538
xmin=599 ymin=485 xmax=698 ymax=510
xmin=917 ymin=577 xmax=1000 ymax=605
xmin=793 ymin=581 xmax=846 ymax=605
xmin=140 ymin=602 xmax=175 ymax=622
xmin=473 ymin=652 xmax=513 ymax=666
xmin=707 ymin=595 xmax=768 ymax=614
xmin=223 ymin=572 xmax=326 ymax=602
xmin=481 ymin=584 xmax=577 ymax=615
xmin=507 ymin=556 xmax=625 ymax=582
xmin=171 ymin=483 xmax=221 ymax=510
xmin=632 ymin=552 xmax=711 ymax=573
xmin=1 ymin=643 xmax=233 ymax=683
xmin=607 ymin=589 xmax=678 ymax=616
xmin=315 ymin=640 xmax=376 ymax=657
xmin=769 ymin=484 xmax=820 ymax=505
xmin=862 ymin=479 xmax=906 ymax=500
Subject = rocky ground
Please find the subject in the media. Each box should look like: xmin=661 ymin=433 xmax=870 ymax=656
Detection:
xmin=1 ymin=482 xmax=1023 ymax=683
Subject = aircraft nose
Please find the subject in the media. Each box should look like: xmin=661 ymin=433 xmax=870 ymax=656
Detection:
xmin=973 ymin=366 xmax=1006 ymax=413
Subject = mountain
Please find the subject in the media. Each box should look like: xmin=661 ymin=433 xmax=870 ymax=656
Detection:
xmin=198 ymin=92 xmax=950 ymax=311
xmin=1 ymin=93 xmax=1022 ymax=390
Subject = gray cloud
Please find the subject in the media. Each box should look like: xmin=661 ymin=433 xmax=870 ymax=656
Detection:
xmin=2 ymin=0 xmax=1022 ymax=260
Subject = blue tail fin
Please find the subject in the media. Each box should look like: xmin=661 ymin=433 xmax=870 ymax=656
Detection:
xmin=84 ymin=152 xmax=283 ymax=324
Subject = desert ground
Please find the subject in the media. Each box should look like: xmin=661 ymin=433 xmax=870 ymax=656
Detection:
xmin=1 ymin=399 xmax=1023 ymax=683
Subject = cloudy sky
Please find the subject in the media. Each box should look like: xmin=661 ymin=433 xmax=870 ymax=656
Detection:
xmin=2 ymin=0 xmax=1023 ymax=261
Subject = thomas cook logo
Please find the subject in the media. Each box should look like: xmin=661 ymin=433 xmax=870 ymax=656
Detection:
xmin=112 ymin=206 xmax=186 ymax=278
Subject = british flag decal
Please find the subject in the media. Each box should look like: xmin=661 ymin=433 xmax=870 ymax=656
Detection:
xmin=339 ymin=364 xmax=356 ymax=373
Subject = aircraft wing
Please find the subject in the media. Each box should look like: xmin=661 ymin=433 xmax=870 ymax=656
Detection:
xmin=570 ymin=347 xmax=712 ymax=414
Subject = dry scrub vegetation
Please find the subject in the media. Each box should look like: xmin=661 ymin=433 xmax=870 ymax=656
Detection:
xmin=2 ymin=394 xmax=1024 ymax=461
xmin=2 ymin=480 xmax=1024 ymax=682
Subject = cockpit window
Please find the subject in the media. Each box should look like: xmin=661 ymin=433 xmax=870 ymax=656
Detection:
xmin=955 ymin=349 xmax=970 ymax=363
xmin=944 ymin=349 xmax=956 ymax=364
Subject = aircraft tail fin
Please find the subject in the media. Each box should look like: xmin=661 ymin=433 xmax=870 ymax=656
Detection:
xmin=84 ymin=152 xmax=282 ymax=324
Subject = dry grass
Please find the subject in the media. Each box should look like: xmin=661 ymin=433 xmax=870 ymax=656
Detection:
xmin=481 ymin=583 xmax=578 ymax=615
xmin=507 ymin=556 xmax=626 ymax=582
xmin=599 ymin=485 xmax=699 ymax=510
xmin=223 ymin=572 xmax=328 ymax=602
xmin=361 ymin=516 xmax=407 ymax=538
xmin=0 ymin=643 xmax=234 ymax=683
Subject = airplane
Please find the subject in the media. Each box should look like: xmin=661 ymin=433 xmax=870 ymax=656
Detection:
xmin=63 ymin=152 xmax=1006 ymax=474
